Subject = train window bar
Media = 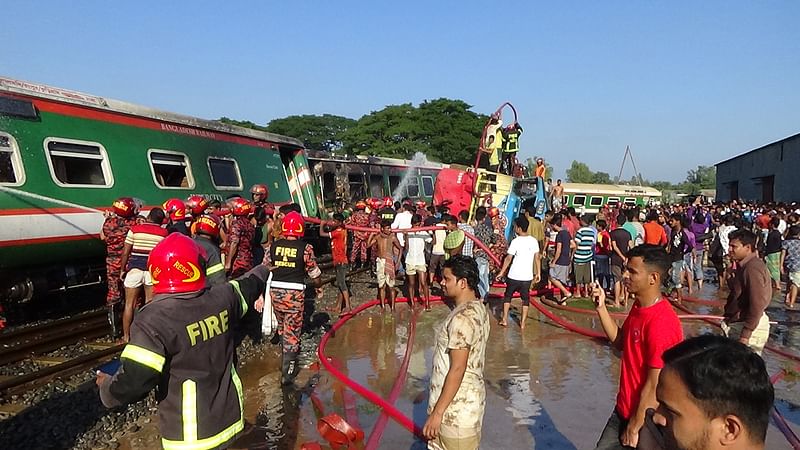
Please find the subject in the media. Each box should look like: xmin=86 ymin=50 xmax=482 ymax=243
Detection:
xmin=148 ymin=149 xmax=195 ymax=190
xmin=0 ymin=132 xmax=25 ymax=186
xmin=207 ymin=157 xmax=242 ymax=190
xmin=44 ymin=138 xmax=113 ymax=188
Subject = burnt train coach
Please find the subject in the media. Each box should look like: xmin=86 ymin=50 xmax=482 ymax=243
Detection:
xmin=0 ymin=76 xmax=320 ymax=305
xmin=306 ymin=149 xmax=446 ymax=210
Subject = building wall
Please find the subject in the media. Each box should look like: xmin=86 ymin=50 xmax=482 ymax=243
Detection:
xmin=716 ymin=133 xmax=800 ymax=202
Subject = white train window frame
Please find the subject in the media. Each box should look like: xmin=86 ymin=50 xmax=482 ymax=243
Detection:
xmin=207 ymin=156 xmax=243 ymax=191
xmin=623 ymin=197 xmax=638 ymax=206
xmin=607 ymin=197 xmax=620 ymax=206
xmin=43 ymin=137 xmax=114 ymax=188
xmin=421 ymin=176 xmax=434 ymax=197
xmin=0 ymin=132 xmax=25 ymax=186
xmin=572 ymin=194 xmax=586 ymax=206
xmin=589 ymin=196 xmax=604 ymax=207
xmin=148 ymin=149 xmax=195 ymax=190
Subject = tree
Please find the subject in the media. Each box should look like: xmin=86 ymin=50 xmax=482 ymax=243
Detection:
xmin=218 ymin=117 xmax=269 ymax=132
xmin=566 ymin=161 xmax=595 ymax=183
xmin=685 ymin=165 xmax=716 ymax=189
xmin=342 ymin=99 xmax=486 ymax=163
xmin=592 ymin=171 xmax=612 ymax=184
xmin=265 ymin=114 xmax=356 ymax=152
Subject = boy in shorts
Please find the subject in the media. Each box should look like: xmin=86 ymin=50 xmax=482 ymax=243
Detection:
xmin=496 ymin=216 xmax=541 ymax=329
xmin=368 ymin=220 xmax=402 ymax=311
xmin=320 ymin=213 xmax=352 ymax=313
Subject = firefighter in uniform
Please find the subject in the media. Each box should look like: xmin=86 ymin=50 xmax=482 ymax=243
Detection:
xmin=164 ymin=198 xmax=191 ymax=236
xmin=225 ymin=198 xmax=255 ymax=278
xmin=186 ymin=195 xmax=209 ymax=235
xmin=501 ymin=122 xmax=523 ymax=175
xmin=260 ymin=211 xmax=322 ymax=385
xmin=100 ymin=197 xmax=140 ymax=338
xmin=345 ymin=200 xmax=370 ymax=269
xmin=250 ymin=184 xmax=269 ymax=209
xmin=97 ymin=233 xmax=269 ymax=450
xmin=193 ymin=214 xmax=227 ymax=287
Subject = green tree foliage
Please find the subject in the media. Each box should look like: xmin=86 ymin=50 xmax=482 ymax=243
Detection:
xmin=342 ymin=99 xmax=486 ymax=163
xmin=265 ymin=114 xmax=356 ymax=152
xmin=592 ymin=171 xmax=612 ymax=184
xmin=565 ymin=161 xmax=595 ymax=183
xmin=219 ymin=117 xmax=269 ymax=132
xmin=685 ymin=165 xmax=716 ymax=189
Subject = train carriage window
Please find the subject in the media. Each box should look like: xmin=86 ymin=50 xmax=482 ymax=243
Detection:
xmin=369 ymin=174 xmax=384 ymax=197
xmin=388 ymin=176 xmax=401 ymax=198
xmin=207 ymin=157 xmax=242 ymax=190
xmin=623 ymin=197 xmax=637 ymax=206
xmin=148 ymin=149 xmax=194 ymax=189
xmin=45 ymin=138 xmax=113 ymax=187
xmin=607 ymin=197 xmax=620 ymax=206
xmin=589 ymin=196 xmax=604 ymax=207
xmin=406 ymin=176 xmax=419 ymax=197
xmin=421 ymin=176 xmax=434 ymax=196
xmin=0 ymin=133 xmax=24 ymax=186
xmin=348 ymin=173 xmax=366 ymax=202
xmin=572 ymin=195 xmax=586 ymax=206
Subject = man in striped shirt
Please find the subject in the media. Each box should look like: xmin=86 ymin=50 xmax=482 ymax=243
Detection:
xmin=119 ymin=208 xmax=168 ymax=342
xmin=573 ymin=215 xmax=597 ymax=298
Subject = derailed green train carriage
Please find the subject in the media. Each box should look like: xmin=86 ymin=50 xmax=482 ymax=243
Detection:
xmin=0 ymin=76 xmax=320 ymax=304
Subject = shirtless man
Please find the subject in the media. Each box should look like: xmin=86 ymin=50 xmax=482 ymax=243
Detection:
xmin=551 ymin=179 xmax=564 ymax=211
xmin=368 ymin=220 xmax=403 ymax=311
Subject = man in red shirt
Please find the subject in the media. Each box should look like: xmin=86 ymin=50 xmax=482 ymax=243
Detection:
xmin=591 ymin=244 xmax=684 ymax=449
xmin=321 ymin=213 xmax=352 ymax=312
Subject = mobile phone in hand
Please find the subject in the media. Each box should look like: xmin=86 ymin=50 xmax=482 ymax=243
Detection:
xmin=95 ymin=358 xmax=121 ymax=376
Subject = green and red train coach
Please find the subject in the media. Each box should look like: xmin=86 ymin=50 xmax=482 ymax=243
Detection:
xmin=0 ymin=76 xmax=318 ymax=304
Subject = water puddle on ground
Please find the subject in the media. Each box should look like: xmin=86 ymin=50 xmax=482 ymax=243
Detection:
xmin=119 ymin=282 xmax=800 ymax=449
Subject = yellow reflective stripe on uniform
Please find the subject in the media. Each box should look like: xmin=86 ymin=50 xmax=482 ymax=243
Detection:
xmin=160 ymin=367 xmax=245 ymax=450
xmin=206 ymin=263 xmax=224 ymax=275
xmin=182 ymin=380 xmax=198 ymax=442
xmin=231 ymin=365 xmax=244 ymax=418
xmin=120 ymin=344 xmax=165 ymax=373
xmin=228 ymin=280 xmax=248 ymax=318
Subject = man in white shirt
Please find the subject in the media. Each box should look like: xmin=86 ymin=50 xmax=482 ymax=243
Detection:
xmin=496 ymin=216 xmax=541 ymax=329
xmin=392 ymin=203 xmax=414 ymax=276
xmin=405 ymin=214 xmax=433 ymax=310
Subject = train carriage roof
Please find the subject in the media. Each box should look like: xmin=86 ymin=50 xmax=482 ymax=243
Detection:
xmin=0 ymin=76 xmax=304 ymax=148
xmin=563 ymin=182 xmax=662 ymax=197
xmin=306 ymin=149 xmax=448 ymax=169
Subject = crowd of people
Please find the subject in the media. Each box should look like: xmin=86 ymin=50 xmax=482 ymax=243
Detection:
xmin=94 ymin=182 xmax=790 ymax=450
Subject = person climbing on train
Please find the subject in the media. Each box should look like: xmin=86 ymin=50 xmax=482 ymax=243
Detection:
xmin=501 ymin=122 xmax=523 ymax=175
xmin=162 ymin=198 xmax=190 ymax=236
xmin=320 ymin=213 xmax=352 ymax=313
xmin=97 ymin=233 xmax=270 ymax=450
xmin=119 ymin=208 xmax=168 ymax=342
xmin=368 ymin=220 xmax=403 ymax=311
xmin=259 ymin=211 xmax=322 ymax=385
xmin=192 ymin=214 xmax=227 ymax=287
xmin=345 ymin=200 xmax=371 ymax=269
xmin=225 ymin=197 xmax=255 ymax=278
xmin=484 ymin=116 xmax=503 ymax=173
xmin=100 ymin=197 xmax=140 ymax=338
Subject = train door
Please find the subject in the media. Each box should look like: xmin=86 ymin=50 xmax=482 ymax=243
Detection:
xmin=369 ymin=171 xmax=384 ymax=198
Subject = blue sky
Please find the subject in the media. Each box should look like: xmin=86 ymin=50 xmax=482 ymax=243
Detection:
xmin=2 ymin=1 xmax=798 ymax=183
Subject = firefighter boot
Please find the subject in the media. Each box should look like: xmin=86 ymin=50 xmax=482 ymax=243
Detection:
xmin=281 ymin=351 xmax=300 ymax=386
xmin=107 ymin=302 xmax=122 ymax=339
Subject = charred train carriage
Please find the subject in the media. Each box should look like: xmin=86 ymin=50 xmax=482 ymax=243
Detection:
xmin=0 ymin=76 xmax=320 ymax=305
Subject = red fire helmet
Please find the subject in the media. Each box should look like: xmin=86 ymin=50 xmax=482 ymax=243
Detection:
xmin=163 ymin=198 xmax=187 ymax=221
xmin=355 ymin=201 xmax=367 ymax=210
xmin=185 ymin=195 xmax=209 ymax=216
xmin=112 ymin=197 xmax=136 ymax=218
xmin=383 ymin=197 xmax=393 ymax=207
xmin=148 ymin=234 xmax=206 ymax=294
xmin=194 ymin=214 xmax=221 ymax=237
xmin=250 ymin=184 xmax=269 ymax=198
xmin=488 ymin=207 xmax=500 ymax=218
xmin=415 ymin=200 xmax=427 ymax=209
xmin=230 ymin=198 xmax=253 ymax=216
xmin=281 ymin=211 xmax=305 ymax=238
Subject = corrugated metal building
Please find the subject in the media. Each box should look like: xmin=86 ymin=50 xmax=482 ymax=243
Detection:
xmin=715 ymin=132 xmax=800 ymax=202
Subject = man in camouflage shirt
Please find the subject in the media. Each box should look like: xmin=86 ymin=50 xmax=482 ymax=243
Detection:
xmin=423 ymin=255 xmax=490 ymax=450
